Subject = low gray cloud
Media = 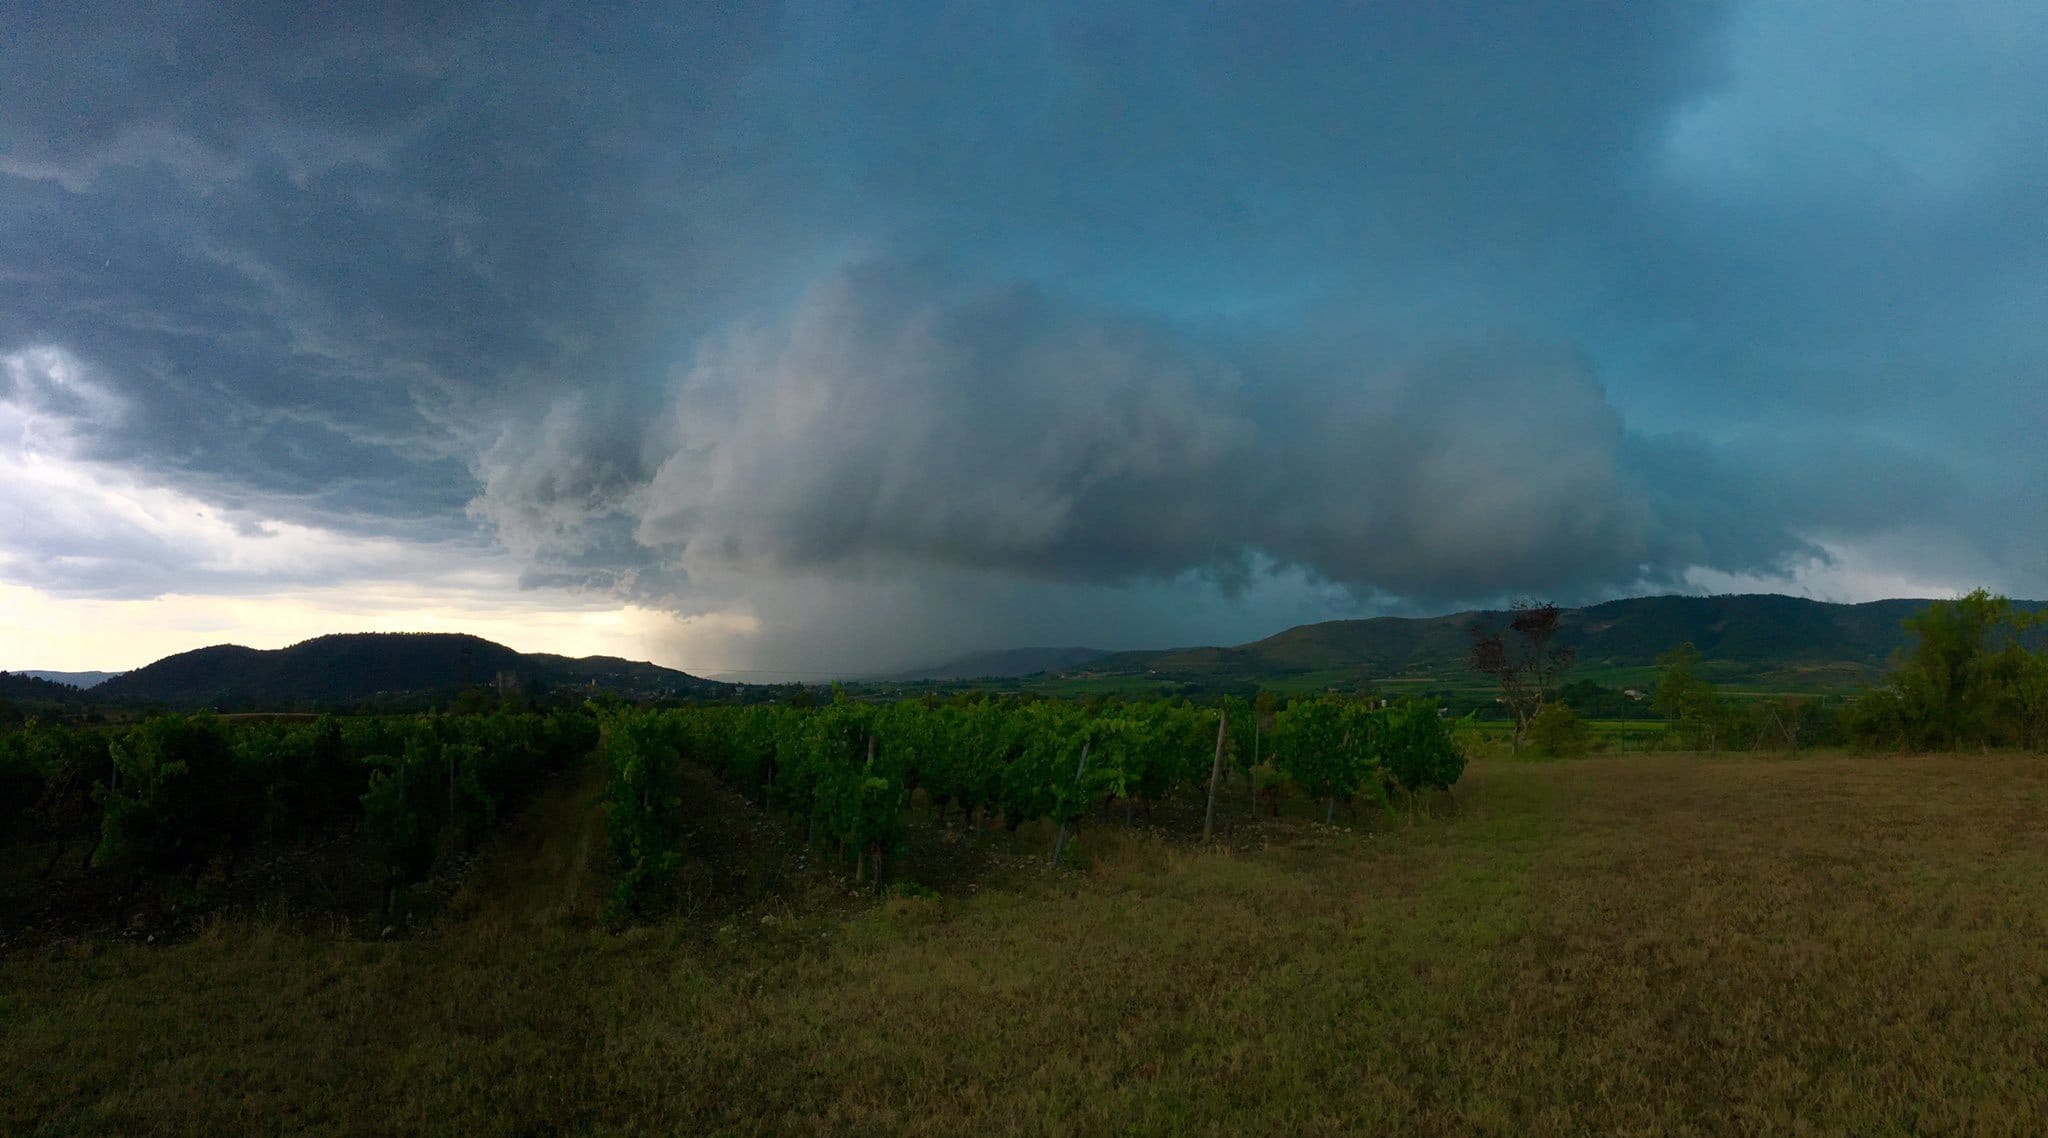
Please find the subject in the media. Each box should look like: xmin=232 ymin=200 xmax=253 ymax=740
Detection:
xmin=632 ymin=266 xmax=1255 ymax=583
xmin=470 ymin=265 xmax=1936 ymax=637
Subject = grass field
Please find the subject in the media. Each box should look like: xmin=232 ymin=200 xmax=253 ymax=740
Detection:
xmin=8 ymin=751 xmax=2048 ymax=1135
xmin=1457 ymin=717 xmax=1674 ymax=752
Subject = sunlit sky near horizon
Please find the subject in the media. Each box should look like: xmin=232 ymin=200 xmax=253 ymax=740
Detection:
xmin=3 ymin=3 xmax=2044 ymax=677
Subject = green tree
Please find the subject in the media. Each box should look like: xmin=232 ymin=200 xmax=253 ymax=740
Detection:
xmin=2007 ymin=652 xmax=2048 ymax=751
xmin=1895 ymin=590 xmax=2024 ymax=750
xmin=1527 ymin=702 xmax=1592 ymax=757
xmin=1654 ymin=642 xmax=1723 ymax=750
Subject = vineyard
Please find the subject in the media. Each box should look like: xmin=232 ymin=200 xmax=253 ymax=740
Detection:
xmin=0 ymin=710 xmax=596 ymax=939
xmin=1 ymin=693 xmax=1464 ymax=939
xmin=599 ymin=695 xmax=1465 ymax=915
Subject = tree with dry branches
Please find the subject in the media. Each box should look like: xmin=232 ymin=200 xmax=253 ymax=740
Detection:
xmin=1468 ymin=600 xmax=1576 ymax=756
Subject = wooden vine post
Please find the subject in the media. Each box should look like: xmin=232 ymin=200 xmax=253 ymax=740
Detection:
xmin=1202 ymin=708 xmax=1229 ymax=843
xmin=1052 ymin=740 xmax=1091 ymax=867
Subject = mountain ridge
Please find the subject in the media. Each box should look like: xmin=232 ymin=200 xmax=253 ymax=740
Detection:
xmin=89 ymin=632 xmax=729 ymax=709
xmin=26 ymin=593 xmax=2045 ymax=704
xmin=998 ymin=594 xmax=2048 ymax=687
xmin=17 ymin=670 xmax=120 ymax=689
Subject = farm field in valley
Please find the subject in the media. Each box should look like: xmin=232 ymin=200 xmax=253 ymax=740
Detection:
xmin=9 ymin=750 xmax=2048 ymax=1136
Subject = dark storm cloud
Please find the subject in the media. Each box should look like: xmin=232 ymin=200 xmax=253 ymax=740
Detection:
xmin=1 ymin=0 xmax=787 ymax=528
xmin=4 ymin=0 xmax=2044 ymax=658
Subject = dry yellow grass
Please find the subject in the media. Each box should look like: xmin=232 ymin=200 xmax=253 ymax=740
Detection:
xmin=7 ymin=752 xmax=2048 ymax=1135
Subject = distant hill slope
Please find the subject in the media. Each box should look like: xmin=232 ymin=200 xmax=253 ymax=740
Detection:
xmin=1072 ymin=595 xmax=2046 ymax=688
xmin=91 ymin=632 xmax=730 ymax=708
xmin=0 ymin=671 xmax=84 ymax=703
xmin=19 ymin=670 xmax=120 ymax=689
xmin=885 ymin=646 xmax=1109 ymax=682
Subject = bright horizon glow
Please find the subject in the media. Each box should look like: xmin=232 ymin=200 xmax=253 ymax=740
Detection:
xmin=1677 ymin=542 xmax=1973 ymax=608
xmin=0 ymin=581 xmax=764 ymax=674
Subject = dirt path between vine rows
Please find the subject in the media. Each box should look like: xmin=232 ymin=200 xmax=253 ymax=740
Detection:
xmin=445 ymin=764 xmax=611 ymax=934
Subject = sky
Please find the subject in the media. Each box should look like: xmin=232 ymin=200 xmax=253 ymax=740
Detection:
xmin=2 ymin=1 xmax=2044 ymax=678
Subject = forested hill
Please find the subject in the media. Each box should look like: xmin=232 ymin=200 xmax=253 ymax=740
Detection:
xmin=1073 ymin=594 xmax=2047 ymax=687
xmin=1247 ymin=595 xmax=1938 ymax=672
xmin=0 ymin=671 xmax=83 ymax=704
xmin=90 ymin=633 xmax=730 ymax=709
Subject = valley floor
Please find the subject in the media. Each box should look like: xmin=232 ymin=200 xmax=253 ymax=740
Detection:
xmin=8 ymin=752 xmax=2048 ymax=1135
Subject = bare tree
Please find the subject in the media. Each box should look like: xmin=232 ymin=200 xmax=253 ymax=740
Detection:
xmin=1468 ymin=600 xmax=1576 ymax=755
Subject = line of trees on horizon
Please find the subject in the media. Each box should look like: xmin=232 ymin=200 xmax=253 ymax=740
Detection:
xmin=1469 ymin=590 xmax=2048 ymax=756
